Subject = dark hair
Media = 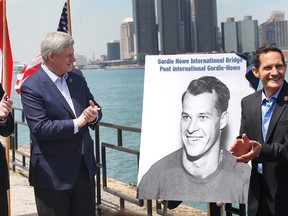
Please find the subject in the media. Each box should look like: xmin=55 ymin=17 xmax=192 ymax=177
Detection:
xmin=253 ymin=44 xmax=286 ymax=69
xmin=181 ymin=76 xmax=230 ymax=115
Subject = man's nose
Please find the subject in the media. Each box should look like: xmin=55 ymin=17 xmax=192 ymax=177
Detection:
xmin=71 ymin=55 xmax=76 ymax=62
xmin=187 ymin=119 xmax=197 ymax=133
xmin=271 ymin=66 xmax=279 ymax=74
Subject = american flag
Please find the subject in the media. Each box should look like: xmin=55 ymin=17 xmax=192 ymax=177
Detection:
xmin=15 ymin=2 xmax=69 ymax=94
xmin=57 ymin=2 xmax=68 ymax=33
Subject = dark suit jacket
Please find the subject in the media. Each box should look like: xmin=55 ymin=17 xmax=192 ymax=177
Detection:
xmin=20 ymin=67 xmax=102 ymax=190
xmin=239 ymin=80 xmax=288 ymax=216
xmin=0 ymin=84 xmax=14 ymax=191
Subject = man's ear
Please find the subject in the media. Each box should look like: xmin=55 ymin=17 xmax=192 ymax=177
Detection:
xmin=48 ymin=52 xmax=55 ymax=62
xmin=220 ymin=111 xmax=228 ymax=130
xmin=252 ymin=67 xmax=260 ymax=78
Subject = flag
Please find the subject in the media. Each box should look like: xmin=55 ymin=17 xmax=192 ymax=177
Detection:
xmin=0 ymin=0 xmax=13 ymax=97
xmin=236 ymin=52 xmax=259 ymax=91
xmin=14 ymin=2 xmax=69 ymax=94
xmin=14 ymin=55 xmax=43 ymax=94
xmin=57 ymin=2 xmax=68 ymax=33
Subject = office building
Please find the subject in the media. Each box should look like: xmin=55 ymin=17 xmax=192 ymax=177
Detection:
xmin=132 ymin=0 xmax=159 ymax=60
xmin=237 ymin=16 xmax=259 ymax=53
xmin=259 ymin=11 xmax=288 ymax=49
xmin=221 ymin=18 xmax=238 ymax=52
xmin=221 ymin=16 xmax=259 ymax=53
xmin=120 ymin=17 xmax=135 ymax=60
xmin=132 ymin=0 xmax=219 ymax=56
xmin=107 ymin=40 xmax=120 ymax=60
xmin=191 ymin=0 xmax=218 ymax=52
xmin=157 ymin=0 xmax=192 ymax=54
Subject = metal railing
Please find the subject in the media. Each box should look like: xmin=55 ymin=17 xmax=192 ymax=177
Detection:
xmin=94 ymin=122 xmax=146 ymax=215
xmin=9 ymin=107 xmax=246 ymax=216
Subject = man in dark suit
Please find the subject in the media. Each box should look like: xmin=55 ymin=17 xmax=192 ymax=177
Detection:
xmin=0 ymin=87 xmax=14 ymax=216
xmin=230 ymin=44 xmax=288 ymax=216
xmin=20 ymin=31 xmax=102 ymax=216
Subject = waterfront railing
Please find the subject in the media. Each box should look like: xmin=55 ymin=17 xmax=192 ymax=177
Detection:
xmin=9 ymin=107 xmax=246 ymax=216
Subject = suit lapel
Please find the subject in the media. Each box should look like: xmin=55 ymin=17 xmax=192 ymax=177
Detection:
xmin=39 ymin=69 xmax=76 ymax=117
xmin=253 ymin=91 xmax=264 ymax=142
xmin=66 ymin=73 xmax=82 ymax=117
xmin=266 ymin=81 xmax=288 ymax=142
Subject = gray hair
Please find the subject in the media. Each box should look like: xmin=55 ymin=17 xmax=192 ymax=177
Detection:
xmin=41 ymin=32 xmax=74 ymax=62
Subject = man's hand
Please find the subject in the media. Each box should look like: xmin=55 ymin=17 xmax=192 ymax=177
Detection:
xmin=76 ymin=100 xmax=101 ymax=128
xmin=0 ymin=93 xmax=13 ymax=120
xmin=230 ymin=133 xmax=262 ymax=163
xmin=83 ymin=100 xmax=101 ymax=122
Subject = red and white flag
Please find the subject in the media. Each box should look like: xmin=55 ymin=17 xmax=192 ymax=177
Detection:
xmin=14 ymin=2 xmax=69 ymax=94
xmin=0 ymin=0 xmax=13 ymax=97
xmin=14 ymin=55 xmax=43 ymax=94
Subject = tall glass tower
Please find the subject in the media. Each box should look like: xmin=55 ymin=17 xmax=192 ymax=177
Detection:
xmin=132 ymin=0 xmax=219 ymax=56
xmin=157 ymin=0 xmax=192 ymax=54
xmin=132 ymin=0 xmax=159 ymax=61
xmin=191 ymin=0 xmax=218 ymax=52
xmin=237 ymin=16 xmax=259 ymax=53
xmin=221 ymin=17 xmax=238 ymax=53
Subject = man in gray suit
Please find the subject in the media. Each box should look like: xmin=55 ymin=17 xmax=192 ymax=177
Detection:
xmin=230 ymin=44 xmax=288 ymax=216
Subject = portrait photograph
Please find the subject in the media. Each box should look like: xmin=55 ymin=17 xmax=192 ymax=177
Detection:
xmin=137 ymin=53 xmax=254 ymax=203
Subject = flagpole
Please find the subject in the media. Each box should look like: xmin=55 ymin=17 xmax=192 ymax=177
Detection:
xmin=2 ymin=1 xmax=11 ymax=215
xmin=66 ymin=0 xmax=72 ymax=36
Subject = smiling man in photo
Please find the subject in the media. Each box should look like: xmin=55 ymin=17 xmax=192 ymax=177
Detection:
xmin=138 ymin=76 xmax=250 ymax=204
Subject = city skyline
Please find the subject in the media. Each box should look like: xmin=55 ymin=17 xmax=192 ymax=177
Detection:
xmin=6 ymin=0 xmax=288 ymax=63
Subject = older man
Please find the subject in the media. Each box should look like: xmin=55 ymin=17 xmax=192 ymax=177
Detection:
xmin=20 ymin=32 xmax=102 ymax=216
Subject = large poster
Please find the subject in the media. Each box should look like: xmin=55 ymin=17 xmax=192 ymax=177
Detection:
xmin=137 ymin=53 xmax=254 ymax=203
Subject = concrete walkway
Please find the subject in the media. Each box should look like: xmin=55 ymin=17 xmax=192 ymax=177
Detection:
xmin=9 ymin=171 xmax=37 ymax=216
xmin=7 ymin=144 xmax=207 ymax=216
xmin=8 ymin=169 xmax=207 ymax=216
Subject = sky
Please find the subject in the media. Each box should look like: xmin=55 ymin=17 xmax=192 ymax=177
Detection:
xmin=5 ymin=0 xmax=288 ymax=64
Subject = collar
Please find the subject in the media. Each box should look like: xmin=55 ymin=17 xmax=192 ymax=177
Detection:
xmin=261 ymin=83 xmax=283 ymax=103
xmin=41 ymin=64 xmax=68 ymax=83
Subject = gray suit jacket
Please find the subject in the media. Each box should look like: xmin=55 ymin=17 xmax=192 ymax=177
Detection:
xmin=239 ymin=80 xmax=288 ymax=216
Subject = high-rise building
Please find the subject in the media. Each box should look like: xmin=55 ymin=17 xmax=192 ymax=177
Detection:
xmin=132 ymin=0 xmax=219 ymax=56
xmin=221 ymin=17 xmax=238 ymax=52
xmin=132 ymin=0 xmax=159 ymax=60
xmin=191 ymin=0 xmax=218 ymax=52
xmin=107 ymin=40 xmax=120 ymax=60
xmin=221 ymin=16 xmax=259 ymax=53
xmin=157 ymin=0 xmax=192 ymax=54
xmin=237 ymin=16 xmax=259 ymax=53
xmin=120 ymin=17 xmax=135 ymax=60
xmin=259 ymin=11 xmax=288 ymax=49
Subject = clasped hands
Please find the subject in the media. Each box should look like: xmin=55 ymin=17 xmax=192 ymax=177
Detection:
xmin=230 ymin=133 xmax=262 ymax=163
xmin=77 ymin=100 xmax=100 ymax=128
xmin=0 ymin=93 xmax=13 ymax=120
